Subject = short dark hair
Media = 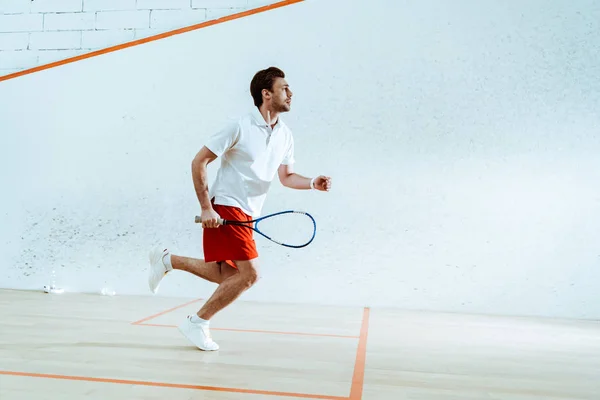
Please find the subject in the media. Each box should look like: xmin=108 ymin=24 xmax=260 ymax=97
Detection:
xmin=250 ymin=67 xmax=285 ymax=107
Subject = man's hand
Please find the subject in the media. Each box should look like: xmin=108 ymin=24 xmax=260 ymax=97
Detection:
xmin=277 ymin=165 xmax=332 ymax=191
xmin=313 ymin=175 xmax=332 ymax=192
xmin=201 ymin=208 xmax=222 ymax=228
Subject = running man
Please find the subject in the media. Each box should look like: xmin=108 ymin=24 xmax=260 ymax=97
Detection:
xmin=147 ymin=67 xmax=332 ymax=351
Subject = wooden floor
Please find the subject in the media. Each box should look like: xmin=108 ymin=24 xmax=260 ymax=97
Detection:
xmin=0 ymin=289 xmax=599 ymax=399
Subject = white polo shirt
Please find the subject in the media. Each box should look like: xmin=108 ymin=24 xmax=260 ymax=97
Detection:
xmin=205 ymin=107 xmax=295 ymax=218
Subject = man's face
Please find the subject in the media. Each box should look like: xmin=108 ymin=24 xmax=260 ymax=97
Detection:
xmin=268 ymin=77 xmax=293 ymax=112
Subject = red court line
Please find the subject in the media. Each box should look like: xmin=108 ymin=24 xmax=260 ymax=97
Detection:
xmin=131 ymin=298 xmax=203 ymax=325
xmin=137 ymin=322 xmax=359 ymax=339
xmin=349 ymin=308 xmax=370 ymax=400
xmin=133 ymin=298 xmax=361 ymax=339
xmin=0 ymin=370 xmax=347 ymax=400
xmin=0 ymin=0 xmax=305 ymax=83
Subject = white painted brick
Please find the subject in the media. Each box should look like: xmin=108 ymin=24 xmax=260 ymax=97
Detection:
xmin=31 ymin=0 xmax=83 ymax=13
xmin=44 ymin=12 xmax=96 ymax=31
xmin=192 ymin=0 xmax=247 ymax=8
xmin=37 ymin=49 xmax=88 ymax=64
xmin=0 ymin=33 xmax=29 ymax=50
xmin=0 ymin=50 xmax=38 ymax=69
xmin=0 ymin=0 xmax=31 ymax=14
xmin=0 ymin=14 xmax=44 ymax=33
xmin=30 ymin=31 xmax=81 ymax=50
xmin=96 ymin=10 xmax=150 ymax=29
xmin=206 ymin=8 xmax=246 ymax=19
xmin=83 ymin=0 xmax=136 ymax=12
xmin=246 ymin=0 xmax=278 ymax=6
xmin=137 ymin=0 xmax=190 ymax=10
xmin=82 ymin=30 xmax=135 ymax=49
xmin=150 ymin=9 xmax=206 ymax=30
xmin=133 ymin=28 xmax=167 ymax=39
xmin=0 ymin=68 xmax=26 ymax=77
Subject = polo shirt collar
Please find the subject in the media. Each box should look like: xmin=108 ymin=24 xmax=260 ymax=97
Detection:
xmin=251 ymin=107 xmax=283 ymax=129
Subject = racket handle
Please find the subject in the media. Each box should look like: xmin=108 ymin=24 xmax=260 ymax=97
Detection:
xmin=194 ymin=216 xmax=225 ymax=225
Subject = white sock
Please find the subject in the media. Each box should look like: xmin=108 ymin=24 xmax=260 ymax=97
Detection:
xmin=190 ymin=314 xmax=209 ymax=325
xmin=162 ymin=251 xmax=173 ymax=271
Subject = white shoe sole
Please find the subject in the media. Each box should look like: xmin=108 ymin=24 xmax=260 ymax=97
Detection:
xmin=177 ymin=319 xmax=219 ymax=351
xmin=148 ymin=246 xmax=168 ymax=294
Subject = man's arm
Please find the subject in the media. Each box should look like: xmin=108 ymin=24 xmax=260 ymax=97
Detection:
xmin=191 ymin=146 xmax=220 ymax=227
xmin=277 ymin=164 xmax=332 ymax=191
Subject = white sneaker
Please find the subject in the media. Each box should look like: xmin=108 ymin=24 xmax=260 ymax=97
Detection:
xmin=148 ymin=246 xmax=170 ymax=294
xmin=177 ymin=316 xmax=220 ymax=351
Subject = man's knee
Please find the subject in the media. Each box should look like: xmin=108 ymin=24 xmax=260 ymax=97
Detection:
xmin=242 ymin=266 xmax=259 ymax=288
xmin=235 ymin=259 xmax=260 ymax=288
xmin=242 ymin=270 xmax=259 ymax=288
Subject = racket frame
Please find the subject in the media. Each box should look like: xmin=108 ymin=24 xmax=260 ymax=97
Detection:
xmin=194 ymin=210 xmax=316 ymax=248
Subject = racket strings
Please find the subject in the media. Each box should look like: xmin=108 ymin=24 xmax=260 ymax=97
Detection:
xmin=255 ymin=212 xmax=315 ymax=247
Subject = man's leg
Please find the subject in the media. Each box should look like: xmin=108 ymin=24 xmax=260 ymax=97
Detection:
xmin=171 ymin=254 xmax=238 ymax=284
xmin=148 ymin=247 xmax=238 ymax=293
xmin=196 ymin=258 xmax=260 ymax=320
xmin=177 ymin=258 xmax=260 ymax=351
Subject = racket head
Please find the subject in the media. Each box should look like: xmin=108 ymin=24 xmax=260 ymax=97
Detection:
xmin=253 ymin=210 xmax=316 ymax=248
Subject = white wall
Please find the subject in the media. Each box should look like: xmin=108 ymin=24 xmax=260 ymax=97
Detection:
xmin=1 ymin=0 xmax=599 ymax=320
xmin=0 ymin=0 xmax=279 ymax=75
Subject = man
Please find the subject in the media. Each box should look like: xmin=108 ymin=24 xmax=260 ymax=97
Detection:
xmin=147 ymin=67 xmax=332 ymax=351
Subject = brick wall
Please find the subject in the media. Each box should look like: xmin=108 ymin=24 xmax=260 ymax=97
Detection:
xmin=0 ymin=0 xmax=277 ymax=75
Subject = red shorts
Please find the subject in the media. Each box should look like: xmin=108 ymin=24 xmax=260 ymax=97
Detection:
xmin=203 ymin=202 xmax=258 ymax=269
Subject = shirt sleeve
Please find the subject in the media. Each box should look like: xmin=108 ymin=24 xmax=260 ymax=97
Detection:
xmin=204 ymin=120 xmax=240 ymax=157
xmin=281 ymin=135 xmax=295 ymax=165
